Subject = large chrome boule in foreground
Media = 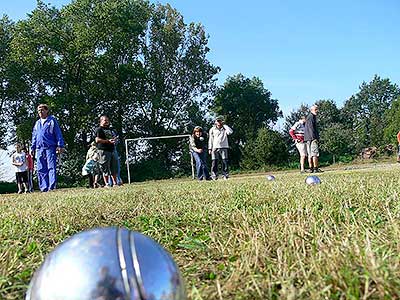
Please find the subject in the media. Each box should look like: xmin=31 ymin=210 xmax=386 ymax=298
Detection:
xmin=305 ymin=175 xmax=321 ymax=185
xmin=26 ymin=227 xmax=186 ymax=300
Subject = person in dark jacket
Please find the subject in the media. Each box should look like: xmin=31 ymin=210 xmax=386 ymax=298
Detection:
xmin=190 ymin=126 xmax=211 ymax=181
xmin=304 ymin=105 xmax=323 ymax=173
xmin=95 ymin=115 xmax=118 ymax=187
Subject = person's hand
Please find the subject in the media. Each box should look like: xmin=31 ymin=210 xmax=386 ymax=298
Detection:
xmin=208 ymin=149 xmax=211 ymax=155
xmin=198 ymin=149 xmax=203 ymax=153
xmin=56 ymin=147 xmax=64 ymax=154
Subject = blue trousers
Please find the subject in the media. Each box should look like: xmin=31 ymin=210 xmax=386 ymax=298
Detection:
xmin=192 ymin=151 xmax=210 ymax=180
xmin=36 ymin=148 xmax=57 ymax=192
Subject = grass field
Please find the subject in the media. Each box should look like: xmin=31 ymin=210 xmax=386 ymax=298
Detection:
xmin=1 ymin=164 xmax=400 ymax=299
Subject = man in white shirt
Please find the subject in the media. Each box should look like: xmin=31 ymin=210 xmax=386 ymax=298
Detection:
xmin=208 ymin=116 xmax=233 ymax=180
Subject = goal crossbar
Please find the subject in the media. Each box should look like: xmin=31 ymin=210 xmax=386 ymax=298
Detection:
xmin=125 ymin=134 xmax=194 ymax=184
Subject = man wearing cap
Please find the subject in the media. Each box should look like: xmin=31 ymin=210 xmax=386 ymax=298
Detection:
xmin=31 ymin=104 xmax=65 ymax=192
xmin=208 ymin=116 xmax=233 ymax=180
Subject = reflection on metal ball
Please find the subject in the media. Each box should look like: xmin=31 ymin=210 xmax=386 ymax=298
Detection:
xmin=266 ymin=175 xmax=275 ymax=181
xmin=305 ymin=175 xmax=321 ymax=185
xmin=26 ymin=227 xmax=186 ymax=300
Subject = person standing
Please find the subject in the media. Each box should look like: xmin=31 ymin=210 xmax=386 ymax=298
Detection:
xmin=95 ymin=115 xmax=118 ymax=187
xmin=108 ymin=128 xmax=123 ymax=186
xmin=31 ymin=104 xmax=65 ymax=192
xmin=12 ymin=143 xmax=29 ymax=194
xmin=304 ymin=105 xmax=323 ymax=173
xmin=82 ymin=141 xmax=101 ymax=188
xmin=289 ymin=116 xmax=308 ymax=173
xmin=208 ymin=116 xmax=233 ymax=180
xmin=23 ymin=146 xmax=34 ymax=192
xmin=190 ymin=126 xmax=211 ymax=181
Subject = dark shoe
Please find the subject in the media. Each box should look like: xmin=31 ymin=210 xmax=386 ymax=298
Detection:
xmin=314 ymin=168 xmax=324 ymax=173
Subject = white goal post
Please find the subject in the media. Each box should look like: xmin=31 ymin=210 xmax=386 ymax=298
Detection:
xmin=124 ymin=134 xmax=194 ymax=184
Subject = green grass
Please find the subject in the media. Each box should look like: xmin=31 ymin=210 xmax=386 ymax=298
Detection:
xmin=1 ymin=164 xmax=400 ymax=299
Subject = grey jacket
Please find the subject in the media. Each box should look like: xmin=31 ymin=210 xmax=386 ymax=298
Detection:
xmin=208 ymin=125 xmax=233 ymax=149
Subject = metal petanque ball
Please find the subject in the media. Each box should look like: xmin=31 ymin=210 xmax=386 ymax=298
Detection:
xmin=266 ymin=175 xmax=275 ymax=181
xmin=26 ymin=227 xmax=186 ymax=300
xmin=305 ymin=175 xmax=321 ymax=185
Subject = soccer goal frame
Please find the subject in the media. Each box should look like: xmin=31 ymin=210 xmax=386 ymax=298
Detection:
xmin=124 ymin=134 xmax=194 ymax=184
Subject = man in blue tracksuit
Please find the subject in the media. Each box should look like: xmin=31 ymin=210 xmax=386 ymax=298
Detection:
xmin=31 ymin=104 xmax=65 ymax=192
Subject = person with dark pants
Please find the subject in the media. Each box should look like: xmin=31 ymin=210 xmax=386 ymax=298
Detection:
xmin=31 ymin=104 xmax=65 ymax=192
xmin=304 ymin=105 xmax=323 ymax=173
xmin=95 ymin=115 xmax=118 ymax=187
xmin=190 ymin=126 xmax=211 ymax=181
xmin=208 ymin=116 xmax=233 ymax=180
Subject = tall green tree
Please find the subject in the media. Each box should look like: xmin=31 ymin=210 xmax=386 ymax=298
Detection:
xmin=0 ymin=16 xmax=15 ymax=149
xmin=211 ymin=74 xmax=281 ymax=167
xmin=342 ymin=75 xmax=400 ymax=151
xmin=241 ymin=128 xmax=288 ymax=170
xmin=383 ymin=96 xmax=400 ymax=145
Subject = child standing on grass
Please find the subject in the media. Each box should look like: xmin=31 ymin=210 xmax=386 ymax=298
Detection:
xmin=23 ymin=146 xmax=34 ymax=192
xmin=82 ymin=141 xmax=101 ymax=188
xmin=12 ymin=143 xmax=29 ymax=194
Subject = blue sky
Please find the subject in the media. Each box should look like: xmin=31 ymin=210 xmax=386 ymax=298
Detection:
xmin=1 ymin=0 xmax=400 ymax=120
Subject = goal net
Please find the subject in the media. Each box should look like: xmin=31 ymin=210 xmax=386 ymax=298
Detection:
xmin=124 ymin=134 xmax=194 ymax=184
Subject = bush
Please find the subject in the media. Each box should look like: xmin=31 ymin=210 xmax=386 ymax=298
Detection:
xmin=0 ymin=181 xmax=17 ymax=194
xmin=241 ymin=128 xmax=288 ymax=170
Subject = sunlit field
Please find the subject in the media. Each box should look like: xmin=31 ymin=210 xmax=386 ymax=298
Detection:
xmin=1 ymin=164 xmax=400 ymax=299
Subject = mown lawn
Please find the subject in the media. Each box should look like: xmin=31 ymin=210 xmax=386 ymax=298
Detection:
xmin=1 ymin=165 xmax=400 ymax=299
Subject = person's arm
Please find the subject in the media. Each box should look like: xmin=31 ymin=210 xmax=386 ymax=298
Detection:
xmin=11 ymin=154 xmax=22 ymax=166
xmin=31 ymin=121 xmax=37 ymax=156
xmin=95 ymin=136 xmax=116 ymax=145
xmin=289 ymin=128 xmax=297 ymax=140
xmin=189 ymin=136 xmax=198 ymax=152
xmin=397 ymin=131 xmax=400 ymax=144
xmin=208 ymin=128 xmax=214 ymax=154
xmin=53 ymin=118 xmax=65 ymax=153
xmin=223 ymin=124 xmax=233 ymax=135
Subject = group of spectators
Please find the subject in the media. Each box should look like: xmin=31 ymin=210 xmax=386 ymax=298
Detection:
xmin=82 ymin=115 xmax=123 ymax=188
xmin=12 ymin=104 xmax=122 ymax=193
xmin=189 ymin=116 xmax=233 ymax=180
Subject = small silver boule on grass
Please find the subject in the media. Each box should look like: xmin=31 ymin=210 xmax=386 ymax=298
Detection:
xmin=266 ymin=175 xmax=275 ymax=181
xmin=305 ymin=175 xmax=321 ymax=185
xmin=26 ymin=227 xmax=186 ymax=300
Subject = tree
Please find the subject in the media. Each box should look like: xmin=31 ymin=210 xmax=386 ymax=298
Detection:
xmin=383 ymin=96 xmax=400 ymax=145
xmin=342 ymin=75 xmax=400 ymax=151
xmin=211 ymin=74 xmax=282 ymax=167
xmin=0 ymin=16 xmax=15 ymax=149
xmin=241 ymin=128 xmax=288 ymax=170
xmin=319 ymin=123 xmax=354 ymax=162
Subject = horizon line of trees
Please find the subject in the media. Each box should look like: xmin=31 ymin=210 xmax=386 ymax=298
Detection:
xmin=1 ymin=0 xmax=399 ymax=184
